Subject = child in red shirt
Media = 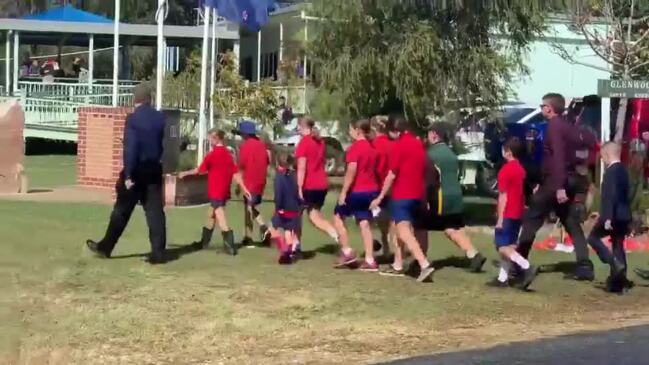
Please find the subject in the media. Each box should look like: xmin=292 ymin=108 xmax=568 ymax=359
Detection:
xmin=333 ymin=119 xmax=380 ymax=270
xmin=295 ymin=117 xmax=339 ymax=248
xmin=236 ymin=121 xmax=271 ymax=247
xmin=493 ymin=137 xmax=537 ymax=289
xmin=370 ymin=115 xmax=396 ymax=259
xmin=370 ymin=116 xmax=435 ymax=283
xmin=179 ymin=129 xmax=250 ymax=256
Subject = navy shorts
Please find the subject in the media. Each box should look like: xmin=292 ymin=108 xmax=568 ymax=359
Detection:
xmin=334 ymin=191 xmax=379 ymax=221
xmin=272 ymin=214 xmax=301 ymax=231
xmin=245 ymin=194 xmax=263 ymax=207
xmin=390 ymin=199 xmax=421 ymax=223
xmin=303 ymin=189 xmax=327 ymax=210
xmin=494 ymin=218 xmax=522 ymax=249
xmin=210 ymin=199 xmax=227 ymax=208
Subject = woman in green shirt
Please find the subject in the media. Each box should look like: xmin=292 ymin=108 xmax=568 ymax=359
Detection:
xmin=417 ymin=123 xmax=486 ymax=273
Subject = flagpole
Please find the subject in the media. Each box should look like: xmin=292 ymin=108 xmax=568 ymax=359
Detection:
xmin=209 ymin=7 xmax=217 ymax=129
xmin=156 ymin=0 xmax=165 ymax=110
xmin=197 ymin=6 xmax=211 ymax=165
xmin=112 ymin=0 xmax=120 ymax=107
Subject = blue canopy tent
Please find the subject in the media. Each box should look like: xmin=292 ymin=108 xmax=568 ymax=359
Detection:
xmin=22 ymin=5 xmax=112 ymax=24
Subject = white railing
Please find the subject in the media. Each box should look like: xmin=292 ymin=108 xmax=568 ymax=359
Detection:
xmin=18 ymin=81 xmax=136 ymax=100
xmin=20 ymin=97 xmax=79 ymax=129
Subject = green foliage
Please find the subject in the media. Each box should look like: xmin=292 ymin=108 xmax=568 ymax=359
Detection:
xmin=163 ymin=50 xmax=201 ymax=110
xmin=212 ymin=52 xmax=280 ymax=129
xmin=309 ymin=89 xmax=350 ymax=123
xmin=309 ymin=0 xmax=548 ymax=125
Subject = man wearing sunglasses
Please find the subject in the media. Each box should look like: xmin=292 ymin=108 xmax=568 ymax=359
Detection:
xmin=515 ymin=93 xmax=597 ymax=281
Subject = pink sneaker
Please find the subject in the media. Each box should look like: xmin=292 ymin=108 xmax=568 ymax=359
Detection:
xmin=333 ymin=250 xmax=357 ymax=268
xmin=359 ymin=260 xmax=379 ymax=272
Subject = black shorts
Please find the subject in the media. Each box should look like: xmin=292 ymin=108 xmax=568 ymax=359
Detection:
xmin=417 ymin=213 xmax=465 ymax=231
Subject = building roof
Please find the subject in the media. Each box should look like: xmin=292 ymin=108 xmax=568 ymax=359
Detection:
xmin=21 ymin=5 xmax=112 ymax=24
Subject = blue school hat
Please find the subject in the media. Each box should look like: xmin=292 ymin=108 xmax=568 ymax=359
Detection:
xmin=238 ymin=120 xmax=257 ymax=136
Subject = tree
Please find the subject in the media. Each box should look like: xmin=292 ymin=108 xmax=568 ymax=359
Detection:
xmin=308 ymin=0 xmax=552 ymax=124
xmin=551 ymin=0 xmax=649 ymax=142
xmin=213 ymin=52 xmax=279 ymax=130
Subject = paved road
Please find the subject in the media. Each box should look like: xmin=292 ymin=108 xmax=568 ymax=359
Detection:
xmin=381 ymin=325 xmax=649 ymax=365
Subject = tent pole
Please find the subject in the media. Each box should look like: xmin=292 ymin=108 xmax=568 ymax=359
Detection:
xmin=198 ymin=6 xmax=211 ymax=165
xmin=156 ymin=0 xmax=164 ymax=110
xmin=88 ymin=34 xmax=94 ymax=92
xmin=13 ymin=31 xmax=19 ymax=94
xmin=112 ymin=0 xmax=120 ymax=107
xmin=210 ymin=7 xmax=217 ymax=129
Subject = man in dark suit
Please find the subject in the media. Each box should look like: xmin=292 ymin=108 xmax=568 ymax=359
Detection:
xmin=516 ymin=93 xmax=597 ymax=281
xmin=86 ymin=85 xmax=168 ymax=264
xmin=587 ymin=142 xmax=632 ymax=293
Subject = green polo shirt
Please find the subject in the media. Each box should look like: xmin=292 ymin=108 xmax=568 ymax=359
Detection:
xmin=427 ymin=142 xmax=464 ymax=215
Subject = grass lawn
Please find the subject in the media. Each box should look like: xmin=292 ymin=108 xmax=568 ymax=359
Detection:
xmin=3 ymin=156 xmax=649 ymax=364
xmin=24 ymin=155 xmax=77 ymax=189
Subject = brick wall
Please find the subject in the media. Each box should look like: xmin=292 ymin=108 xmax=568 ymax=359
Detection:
xmin=77 ymin=106 xmax=133 ymax=190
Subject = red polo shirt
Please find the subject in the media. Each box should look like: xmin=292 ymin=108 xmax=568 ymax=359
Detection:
xmin=238 ymin=137 xmax=269 ymax=195
xmin=372 ymin=133 xmax=395 ymax=184
xmin=497 ymin=159 xmax=526 ymax=219
xmin=199 ymin=145 xmax=237 ymax=200
xmin=389 ymin=131 xmax=426 ymax=200
xmin=295 ymin=135 xmax=328 ymax=190
xmin=345 ymin=138 xmax=379 ymax=192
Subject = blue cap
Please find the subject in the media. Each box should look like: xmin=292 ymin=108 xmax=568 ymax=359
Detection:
xmin=238 ymin=120 xmax=257 ymax=135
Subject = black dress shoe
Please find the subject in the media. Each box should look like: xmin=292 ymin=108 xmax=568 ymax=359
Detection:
xmin=86 ymin=240 xmax=110 ymax=258
xmin=144 ymin=252 xmax=168 ymax=265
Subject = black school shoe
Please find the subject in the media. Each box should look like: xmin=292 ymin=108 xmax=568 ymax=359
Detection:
xmin=486 ymin=278 xmax=509 ymax=288
xmin=519 ymin=265 xmax=539 ymax=291
xmin=468 ymin=253 xmax=487 ymax=273
xmin=86 ymin=240 xmax=111 ymax=258
xmin=222 ymin=230 xmax=238 ymax=256
xmin=200 ymin=227 xmax=214 ymax=249
xmin=574 ymin=260 xmax=595 ymax=281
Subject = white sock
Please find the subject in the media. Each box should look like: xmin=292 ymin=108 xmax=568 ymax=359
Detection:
xmin=292 ymin=240 xmax=301 ymax=252
xmin=510 ymin=252 xmax=530 ymax=270
xmin=498 ymin=260 xmax=511 ymax=282
xmin=328 ymin=230 xmax=339 ymax=243
xmin=466 ymin=249 xmax=478 ymax=259
xmin=342 ymin=247 xmax=353 ymax=255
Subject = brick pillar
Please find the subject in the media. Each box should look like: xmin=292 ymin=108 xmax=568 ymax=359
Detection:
xmin=77 ymin=107 xmax=133 ymax=190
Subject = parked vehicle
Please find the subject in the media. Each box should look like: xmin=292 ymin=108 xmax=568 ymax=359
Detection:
xmin=272 ymin=117 xmax=348 ymax=176
xmin=455 ymin=102 xmax=547 ymax=197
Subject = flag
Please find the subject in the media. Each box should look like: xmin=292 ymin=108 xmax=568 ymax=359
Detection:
xmin=204 ymin=0 xmax=271 ymax=32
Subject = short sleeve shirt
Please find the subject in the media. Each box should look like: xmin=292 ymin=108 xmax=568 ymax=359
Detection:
xmin=238 ymin=137 xmax=270 ymax=195
xmin=345 ymin=138 xmax=379 ymax=192
xmin=389 ymin=132 xmax=426 ymax=200
xmin=372 ymin=134 xmax=395 ymax=184
xmin=498 ymin=159 xmax=526 ymax=219
xmin=199 ymin=145 xmax=237 ymax=200
xmin=295 ymin=135 xmax=328 ymax=190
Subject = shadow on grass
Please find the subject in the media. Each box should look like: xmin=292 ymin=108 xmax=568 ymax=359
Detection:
xmin=110 ymin=242 xmax=203 ymax=263
xmin=538 ymin=261 xmax=579 ymax=279
xmin=403 ymin=256 xmax=475 ymax=278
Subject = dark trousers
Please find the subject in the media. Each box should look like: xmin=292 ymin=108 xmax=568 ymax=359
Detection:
xmin=99 ymin=164 xmax=166 ymax=256
xmin=587 ymin=219 xmax=628 ymax=275
xmin=517 ymin=187 xmax=590 ymax=263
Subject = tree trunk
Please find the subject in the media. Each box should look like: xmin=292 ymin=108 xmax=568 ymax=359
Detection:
xmin=613 ymin=97 xmax=628 ymax=143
